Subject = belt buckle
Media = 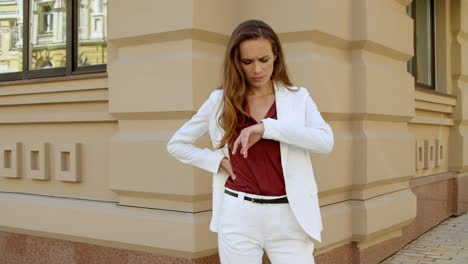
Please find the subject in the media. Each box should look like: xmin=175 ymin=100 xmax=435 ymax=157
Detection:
xmin=251 ymin=197 xmax=263 ymax=204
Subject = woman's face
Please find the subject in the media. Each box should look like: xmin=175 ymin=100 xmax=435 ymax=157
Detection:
xmin=238 ymin=37 xmax=277 ymax=90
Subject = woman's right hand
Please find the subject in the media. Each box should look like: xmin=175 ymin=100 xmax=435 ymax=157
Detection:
xmin=220 ymin=158 xmax=236 ymax=180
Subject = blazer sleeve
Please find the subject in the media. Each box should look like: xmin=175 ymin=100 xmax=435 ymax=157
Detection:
xmin=261 ymin=89 xmax=334 ymax=154
xmin=166 ymin=90 xmax=225 ymax=173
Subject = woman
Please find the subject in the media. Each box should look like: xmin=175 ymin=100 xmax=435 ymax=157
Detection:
xmin=167 ymin=19 xmax=333 ymax=264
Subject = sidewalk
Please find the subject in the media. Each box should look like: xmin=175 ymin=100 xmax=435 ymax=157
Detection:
xmin=380 ymin=211 xmax=468 ymax=264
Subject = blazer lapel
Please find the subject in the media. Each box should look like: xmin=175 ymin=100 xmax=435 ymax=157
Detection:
xmin=214 ymin=81 xmax=290 ymax=171
xmin=274 ymin=81 xmax=289 ymax=171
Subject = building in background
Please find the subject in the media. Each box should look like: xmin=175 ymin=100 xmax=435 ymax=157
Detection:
xmin=0 ymin=1 xmax=467 ymax=263
xmin=0 ymin=0 xmax=106 ymax=72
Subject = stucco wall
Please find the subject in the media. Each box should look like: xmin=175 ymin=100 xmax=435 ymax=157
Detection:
xmin=0 ymin=0 xmax=467 ymax=263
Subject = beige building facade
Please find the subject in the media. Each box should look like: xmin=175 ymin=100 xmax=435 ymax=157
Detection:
xmin=0 ymin=0 xmax=467 ymax=263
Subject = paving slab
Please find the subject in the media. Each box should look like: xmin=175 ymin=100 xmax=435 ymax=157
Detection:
xmin=380 ymin=211 xmax=468 ymax=264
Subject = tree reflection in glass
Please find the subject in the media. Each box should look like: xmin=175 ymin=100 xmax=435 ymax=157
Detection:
xmin=29 ymin=0 xmax=66 ymax=70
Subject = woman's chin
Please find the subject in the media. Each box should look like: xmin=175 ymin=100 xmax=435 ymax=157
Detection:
xmin=247 ymin=80 xmax=271 ymax=89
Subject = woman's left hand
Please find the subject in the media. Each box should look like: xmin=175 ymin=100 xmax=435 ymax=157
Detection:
xmin=232 ymin=123 xmax=265 ymax=158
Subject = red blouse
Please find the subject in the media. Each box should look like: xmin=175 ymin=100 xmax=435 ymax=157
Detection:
xmin=225 ymin=101 xmax=286 ymax=196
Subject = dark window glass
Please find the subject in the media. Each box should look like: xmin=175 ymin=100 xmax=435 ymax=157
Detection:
xmin=406 ymin=4 xmax=413 ymax=75
xmin=407 ymin=0 xmax=436 ymax=90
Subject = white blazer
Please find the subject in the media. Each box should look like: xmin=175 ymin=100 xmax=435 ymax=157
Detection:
xmin=167 ymin=81 xmax=334 ymax=243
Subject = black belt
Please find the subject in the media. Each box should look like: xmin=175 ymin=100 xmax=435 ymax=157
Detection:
xmin=224 ymin=189 xmax=288 ymax=204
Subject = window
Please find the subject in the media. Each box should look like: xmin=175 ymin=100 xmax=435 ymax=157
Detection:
xmin=39 ymin=5 xmax=53 ymax=33
xmin=0 ymin=0 xmax=107 ymax=81
xmin=10 ymin=21 xmax=19 ymax=51
xmin=407 ymin=0 xmax=436 ymax=90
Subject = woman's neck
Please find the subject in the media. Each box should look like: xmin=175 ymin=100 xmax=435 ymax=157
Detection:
xmin=248 ymin=80 xmax=274 ymax=97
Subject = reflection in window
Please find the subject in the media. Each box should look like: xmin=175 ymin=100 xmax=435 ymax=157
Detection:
xmin=78 ymin=0 xmax=107 ymax=66
xmin=11 ymin=21 xmax=19 ymax=50
xmin=415 ymin=0 xmax=433 ymax=86
xmin=37 ymin=58 xmax=52 ymax=68
xmin=0 ymin=0 xmax=106 ymax=80
xmin=30 ymin=0 xmax=66 ymax=70
xmin=407 ymin=0 xmax=435 ymax=90
xmin=40 ymin=5 xmax=53 ymax=33
xmin=0 ymin=0 xmax=23 ymax=73
xmin=406 ymin=5 xmax=413 ymax=75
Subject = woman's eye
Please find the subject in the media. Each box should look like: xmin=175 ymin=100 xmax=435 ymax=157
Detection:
xmin=260 ymin=59 xmax=269 ymax=63
xmin=242 ymin=61 xmax=252 ymax=65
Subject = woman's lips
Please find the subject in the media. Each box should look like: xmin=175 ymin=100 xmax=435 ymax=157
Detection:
xmin=252 ymin=76 xmax=263 ymax=82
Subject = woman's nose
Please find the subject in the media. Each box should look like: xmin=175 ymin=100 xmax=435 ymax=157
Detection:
xmin=254 ymin=62 xmax=262 ymax=73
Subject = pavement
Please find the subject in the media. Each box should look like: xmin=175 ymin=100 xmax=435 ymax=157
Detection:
xmin=380 ymin=211 xmax=468 ymax=264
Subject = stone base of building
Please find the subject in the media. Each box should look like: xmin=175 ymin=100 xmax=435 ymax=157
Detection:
xmin=0 ymin=232 xmax=397 ymax=264
xmin=455 ymin=173 xmax=468 ymax=215
xmin=0 ymin=173 xmax=462 ymax=264
xmin=0 ymin=231 xmax=356 ymax=264
xmin=359 ymin=173 xmax=458 ymax=264
xmin=0 ymin=231 xmax=221 ymax=264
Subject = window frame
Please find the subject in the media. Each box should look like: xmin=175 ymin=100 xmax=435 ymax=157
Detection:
xmin=0 ymin=0 xmax=106 ymax=82
xmin=409 ymin=0 xmax=436 ymax=90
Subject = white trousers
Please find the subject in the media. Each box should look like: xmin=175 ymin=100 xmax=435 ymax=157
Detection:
xmin=218 ymin=189 xmax=315 ymax=264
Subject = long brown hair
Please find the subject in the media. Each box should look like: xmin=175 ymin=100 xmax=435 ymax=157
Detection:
xmin=216 ymin=19 xmax=294 ymax=149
